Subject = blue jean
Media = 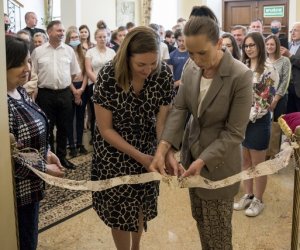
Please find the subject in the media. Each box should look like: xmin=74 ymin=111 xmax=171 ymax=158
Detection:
xmin=17 ymin=202 xmax=39 ymax=250
xmin=67 ymin=81 xmax=88 ymax=146
xmin=87 ymin=83 xmax=95 ymax=139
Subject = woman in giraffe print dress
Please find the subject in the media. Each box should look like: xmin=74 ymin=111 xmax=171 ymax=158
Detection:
xmin=92 ymin=26 xmax=174 ymax=249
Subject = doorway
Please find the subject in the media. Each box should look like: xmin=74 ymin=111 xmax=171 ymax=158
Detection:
xmin=223 ymin=0 xmax=289 ymax=37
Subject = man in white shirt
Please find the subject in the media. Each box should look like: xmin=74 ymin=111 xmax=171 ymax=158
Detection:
xmin=31 ymin=20 xmax=81 ymax=169
xmin=149 ymin=23 xmax=170 ymax=61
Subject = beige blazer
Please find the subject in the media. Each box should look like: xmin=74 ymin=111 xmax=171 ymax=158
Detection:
xmin=162 ymin=50 xmax=253 ymax=199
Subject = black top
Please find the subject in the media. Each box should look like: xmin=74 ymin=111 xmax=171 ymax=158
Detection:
xmin=23 ymin=26 xmax=46 ymax=38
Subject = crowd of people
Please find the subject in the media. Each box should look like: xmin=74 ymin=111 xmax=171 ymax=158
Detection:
xmin=4 ymin=5 xmax=300 ymax=250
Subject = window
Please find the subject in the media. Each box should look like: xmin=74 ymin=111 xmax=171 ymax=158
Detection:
xmin=52 ymin=0 xmax=61 ymax=20
xmin=151 ymin=0 xmax=177 ymax=30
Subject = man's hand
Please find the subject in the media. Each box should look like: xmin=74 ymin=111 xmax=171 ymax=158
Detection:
xmin=280 ymin=46 xmax=291 ymax=57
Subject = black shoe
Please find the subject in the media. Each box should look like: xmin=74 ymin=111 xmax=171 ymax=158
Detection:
xmin=60 ymin=158 xmax=76 ymax=170
xmin=77 ymin=145 xmax=88 ymax=155
xmin=69 ymin=146 xmax=78 ymax=158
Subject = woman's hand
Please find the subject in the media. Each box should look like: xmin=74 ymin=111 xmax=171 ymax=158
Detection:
xmin=74 ymin=95 xmax=82 ymax=105
xmin=181 ymin=158 xmax=204 ymax=178
xmin=137 ymin=153 xmax=154 ymax=172
xmin=148 ymin=151 xmax=167 ymax=175
xmin=46 ymin=164 xmax=65 ymax=177
xmin=165 ymin=149 xmax=185 ymax=176
xmin=269 ymin=98 xmax=278 ymax=112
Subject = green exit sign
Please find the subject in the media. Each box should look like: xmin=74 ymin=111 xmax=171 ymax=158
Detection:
xmin=264 ymin=6 xmax=285 ymax=17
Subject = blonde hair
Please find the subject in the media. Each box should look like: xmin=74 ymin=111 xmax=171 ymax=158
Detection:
xmin=112 ymin=26 xmax=161 ymax=92
xmin=65 ymin=26 xmax=78 ymax=44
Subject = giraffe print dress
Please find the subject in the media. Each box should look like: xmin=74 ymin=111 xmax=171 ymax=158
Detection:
xmin=92 ymin=61 xmax=174 ymax=232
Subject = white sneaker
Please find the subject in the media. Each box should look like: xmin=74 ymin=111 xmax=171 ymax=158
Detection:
xmin=233 ymin=194 xmax=253 ymax=210
xmin=245 ymin=197 xmax=264 ymax=217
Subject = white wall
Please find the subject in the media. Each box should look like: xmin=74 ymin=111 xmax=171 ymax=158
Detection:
xmin=151 ymin=0 xmax=177 ymax=30
xmin=205 ymin=0 xmax=222 ymax=27
xmin=60 ymin=0 xmax=140 ymax=42
xmin=80 ymin=0 xmax=117 ymax=39
xmin=287 ymin=0 xmax=300 ymax=42
xmin=177 ymin=0 xmax=200 ymax=20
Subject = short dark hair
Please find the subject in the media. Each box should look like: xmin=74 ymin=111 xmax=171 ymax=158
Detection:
xmin=5 ymin=35 xmax=29 ymax=70
xmin=149 ymin=23 xmax=160 ymax=32
xmin=250 ymin=18 xmax=263 ymax=26
xmin=47 ymin=20 xmax=62 ymax=32
xmin=231 ymin=25 xmax=247 ymax=35
xmin=184 ymin=16 xmax=220 ymax=45
xmin=177 ymin=17 xmax=186 ymax=23
xmin=126 ymin=22 xmax=135 ymax=30
xmin=165 ymin=30 xmax=174 ymax=38
xmin=25 ymin=11 xmax=36 ymax=21
xmin=174 ymin=29 xmax=183 ymax=40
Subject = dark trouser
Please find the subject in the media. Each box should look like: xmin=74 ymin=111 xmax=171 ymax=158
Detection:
xmin=189 ymin=189 xmax=233 ymax=250
xmin=287 ymin=84 xmax=300 ymax=113
xmin=17 ymin=202 xmax=39 ymax=250
xmin=273 ymin=94 xmax=288 ymax=121
xmin=36 ymin=87 xmax=73 ymax=159
xmin=67 ymin=82 xmax=88 ymax=146
xmin=266 ymin=94 xmax=288 ymax=157
xmin=87 ymin=83 xmax=95 ymax=139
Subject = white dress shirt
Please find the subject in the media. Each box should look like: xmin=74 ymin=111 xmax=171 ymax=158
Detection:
xmin=160 ymin=42 xmax=170 ymax=60
xmin=31 ymin=42 xmax=81 ymax=90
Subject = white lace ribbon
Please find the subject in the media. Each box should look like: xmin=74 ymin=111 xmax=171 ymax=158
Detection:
xmin=12 ymin=142 xmax=295 ymax=191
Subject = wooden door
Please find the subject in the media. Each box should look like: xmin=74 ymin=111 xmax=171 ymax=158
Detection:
xmin=223 ymin=0 xmax=289 ymax=38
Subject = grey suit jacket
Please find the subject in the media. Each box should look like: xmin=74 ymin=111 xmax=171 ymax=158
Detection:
xmin=162 ymin=50 xmax=253 ymax=199
xmin=289 ymin=45 xmax=300 ymax=97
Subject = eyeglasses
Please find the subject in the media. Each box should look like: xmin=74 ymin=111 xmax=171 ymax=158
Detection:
xmin=243 ymin=43 xmax=256 ymax=49
xmin=290 ymin=29 xmax=300 ymax=33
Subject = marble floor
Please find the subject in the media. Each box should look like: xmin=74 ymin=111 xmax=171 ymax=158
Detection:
xmin=37 ymin=131 xmax=297 ymax=249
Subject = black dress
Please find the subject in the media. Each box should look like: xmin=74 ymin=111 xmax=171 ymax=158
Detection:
xmin=92 ymin=61 xmax=174 ymax=232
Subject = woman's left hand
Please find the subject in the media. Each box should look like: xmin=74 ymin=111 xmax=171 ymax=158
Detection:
xmin=138 ymin=153 xmax=154 ymax=172
xmin=269 ymin=99 xmax=278 ymax=112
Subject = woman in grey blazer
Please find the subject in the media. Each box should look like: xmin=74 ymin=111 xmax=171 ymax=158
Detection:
xmin=149 ymin=9 xmax=253 ymax=250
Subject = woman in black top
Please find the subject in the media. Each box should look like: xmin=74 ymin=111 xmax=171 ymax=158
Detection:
xmin=6 ymin=35 xmax=64 ymax=250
